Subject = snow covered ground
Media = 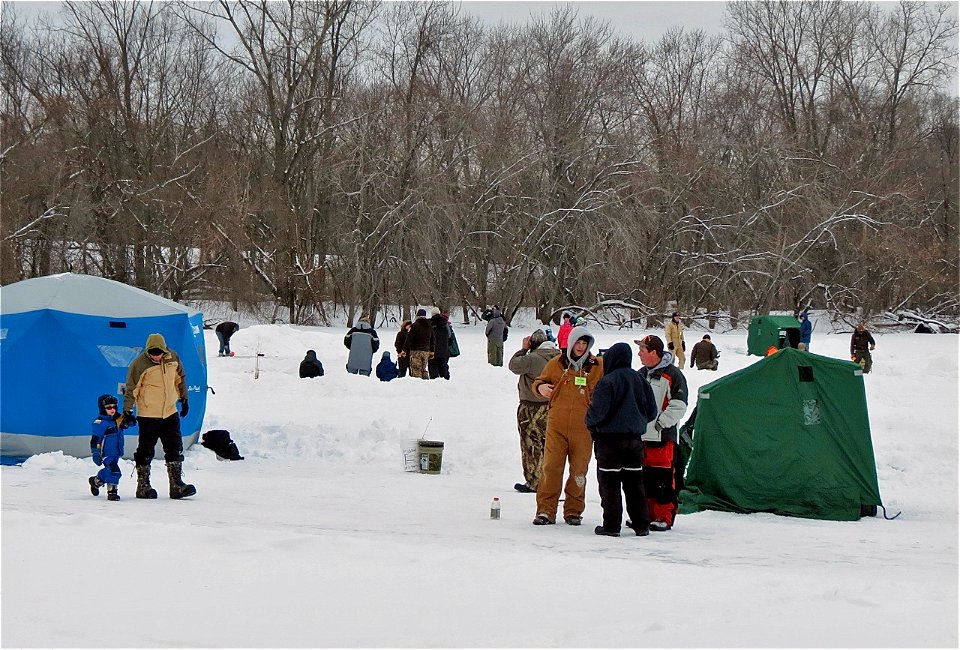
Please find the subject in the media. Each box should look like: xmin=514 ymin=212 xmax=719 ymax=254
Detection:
xmin=2 ymin=318 xmax=957 ymax=647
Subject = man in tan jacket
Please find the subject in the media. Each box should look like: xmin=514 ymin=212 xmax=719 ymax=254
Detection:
xmin=123 ymin=333 xmax=196 ymax=499
xmin=531 ymin=326 xmax=603 ymax=526
xmin=665 ymin=311 xmax=686 ymax=367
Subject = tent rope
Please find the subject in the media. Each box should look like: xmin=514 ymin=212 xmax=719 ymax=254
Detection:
xmin=880 ymin=505 xmax=901 ymax=520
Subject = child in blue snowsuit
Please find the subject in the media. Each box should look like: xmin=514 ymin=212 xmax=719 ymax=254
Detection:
xmin=89 ymin=394 xmax=131 ymax=501
xmin=376 ymin=351 xmax=399 ymax=382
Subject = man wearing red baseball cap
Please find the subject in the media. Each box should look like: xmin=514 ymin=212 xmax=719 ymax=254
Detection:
xmin=633 ymin=334 xmax=688 ymax=531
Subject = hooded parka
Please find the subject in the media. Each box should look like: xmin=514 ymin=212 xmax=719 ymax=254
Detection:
xmin=531 ymin=326 xmax=603 ymax=521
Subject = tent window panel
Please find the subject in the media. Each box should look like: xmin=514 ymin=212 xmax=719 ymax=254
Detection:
xmin=798 ymin=366 xmax=814 ymax=382
xmin=108 ymin=321 xmax=127 ymax=328
xmin=803 ymin=399 xmax=821 ymax=426
xmin=98 ymin=345 xmax=142 ymax=368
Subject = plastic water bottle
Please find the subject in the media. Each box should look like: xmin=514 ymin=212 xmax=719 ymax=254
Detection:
xmin=490 ymin=497 xmax=501 ymax=520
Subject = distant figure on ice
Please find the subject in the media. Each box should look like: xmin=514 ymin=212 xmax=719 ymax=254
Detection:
xmin=429 ymin=307 xmax=451 ymax=380
xmin=665 ymin=312 xmax=686 ymax=368
xmin=299 ymin=350 xmax=325 ymax=378
xmin=215 ymin=321 xmax=240 ymax=357
xmin=394 ymin=320 xmax=412 ymax=378
xmin=689 ymin=334 xmax=719 ymax=370
xmin=88 ymin=393 xmax=132 ymax=501
xmin=344 ymin=319 xmax=380 ymax=376
xmin=376 ymin=351 xmax=399 ymax=382
xmin=799 ymin=311 xmax=812 ymax=351
xmin=484 ymin=307 xmax=508 ymax=366
xmin=557 ymin=313 xmax=573 ymax=354
xmin=850 ymin=322 xmax=876 ymax=373
xmin=404 ymin=309 xmax=433 ymax=379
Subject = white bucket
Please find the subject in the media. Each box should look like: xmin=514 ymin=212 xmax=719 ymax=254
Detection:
xmin=402 ymin=439 xmax=420 ymax=472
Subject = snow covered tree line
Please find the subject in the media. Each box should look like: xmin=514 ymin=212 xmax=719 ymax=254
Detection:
xmin=1 ymin=1 xmax=957 ymax=326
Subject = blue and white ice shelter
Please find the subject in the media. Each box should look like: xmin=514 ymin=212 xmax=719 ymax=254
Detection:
xmin=0 ymin=273 xmax=207 ymax=463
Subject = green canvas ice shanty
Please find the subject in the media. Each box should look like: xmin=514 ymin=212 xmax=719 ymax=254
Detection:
xmin=679 ymin=348 xmax=883 ymax=521
xmin=747 ymin=314 xmax=802 ymax=356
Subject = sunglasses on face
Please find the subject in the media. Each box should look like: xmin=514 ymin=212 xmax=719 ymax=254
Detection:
xmin=148 ymin=348 xmax=164 ymax=356
xmin=104 ymin=405 xmax=117 ymax=410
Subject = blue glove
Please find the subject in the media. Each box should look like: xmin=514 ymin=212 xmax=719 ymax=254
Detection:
xmin=179 ymin=400 xmax=189 ymax=418
xmin=91 ymin=447 xmax=102 ymax=466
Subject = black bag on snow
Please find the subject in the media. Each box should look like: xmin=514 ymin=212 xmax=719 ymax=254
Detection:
xmin=201 ymin=429 xmax=244 ymax=461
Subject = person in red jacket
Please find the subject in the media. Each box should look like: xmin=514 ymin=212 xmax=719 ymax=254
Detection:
xmin=556 ymin=313 xmax=574 ymax=353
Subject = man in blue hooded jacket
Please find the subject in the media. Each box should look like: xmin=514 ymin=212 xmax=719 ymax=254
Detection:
xmin=585 ymin=343 xmax=658 ymax=536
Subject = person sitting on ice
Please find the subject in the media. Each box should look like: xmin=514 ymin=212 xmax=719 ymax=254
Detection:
xmin=88 ymin=394 xmax=133 ymax=501
xmin=376 ymin=351 xmax=399 ymax=382
xmin=299 ymin=350 xmax=325 ymax=378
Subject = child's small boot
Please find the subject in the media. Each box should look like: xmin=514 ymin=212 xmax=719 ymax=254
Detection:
xmin=166 ymin=461 xmax=196 ymax=499
xmin=135 ymin=463 xmax=158 ymax=499
xmin=89 ymin=476 xmax=104 ymax=496
xmin=106 ymin=484 xmax=120 ymax=501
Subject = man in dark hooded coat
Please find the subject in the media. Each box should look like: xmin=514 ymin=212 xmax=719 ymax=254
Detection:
xmin=585 ymin=342 xmax=658 ymax=536
xmin=428 ymin=308 xmax=451 ymax=380
xmin=299 ymin=350 xmax=324 ymax=378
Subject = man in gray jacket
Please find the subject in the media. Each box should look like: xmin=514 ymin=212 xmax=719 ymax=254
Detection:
xmin=508 ymin=329 xmax=560 ymax=493
xmin=484 ymin=308 xmax=508 ymax=366
xmin=344 ymin=319 xmax=380 ymax=376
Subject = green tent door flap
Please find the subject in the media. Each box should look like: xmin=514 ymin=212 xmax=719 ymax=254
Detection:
xmin=747 ymin=315 xmax=802 ymax=356
xmin=678 ymin=348 xmax=882 ymax=521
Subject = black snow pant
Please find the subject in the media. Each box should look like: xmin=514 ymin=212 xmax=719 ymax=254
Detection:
xmin=594 ymin=437 xmax=648 ymax=533
xmin=428 ymin=355 xmax=450 ymax=380
xmin=134 ymin=414 xmax=184 ymax=464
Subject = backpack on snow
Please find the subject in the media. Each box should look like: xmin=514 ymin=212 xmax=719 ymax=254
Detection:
xmin=201 ymin=429 xmax=244 ymax=461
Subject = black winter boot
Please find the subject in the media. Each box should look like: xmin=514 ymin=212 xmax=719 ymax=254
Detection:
xmin=106 ymin=484 xmax=120 ymax=501
xmin=135 ymin=463 xmax=158 ymax=499
xmin=166 ymin=461 xmax=196 ymax=499
xmin=89 ymin=476 xmax=103 ymax=496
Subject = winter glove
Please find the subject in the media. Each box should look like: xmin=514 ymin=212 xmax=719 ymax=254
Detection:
xmin=91 ymin=447 xmax=103 ymax=466
xmin=668 ymin=342 xmax=674 ymax=351
xmin=179 ymin=400 xmax=189 ymax=418
xmin=121 ymin=411 xmax=137 ymax=427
